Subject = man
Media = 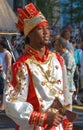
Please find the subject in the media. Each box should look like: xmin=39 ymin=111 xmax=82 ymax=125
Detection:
xmin=4 ymin=3 xmax=72 ymax=130
xmin=61 ymin=29 xmax=74 ymax=55
xmin=55 ymin=37 xmax=76 ymax=104
xmin=72 ymin=40 xmax=80 ymax=104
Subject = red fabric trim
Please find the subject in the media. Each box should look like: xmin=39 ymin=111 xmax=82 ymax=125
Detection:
xmin=36 ymin=21 xmax=48 ymax=28
xmin=56 ymin=52 xmax=63 ymax=68
xmin=42 ymin=125 xmax=56 ymax=130
xmin=26 ymin=45 xmax=50 ymax=62
xmin=26 ymin=64 xmax=40 ymax=111
xmin=15 ymin=125 xmax=19 ymax=130
xmin=62 ymin=118 xmax=73 ymax=130
xmin=12 ymin=53 xmax=30 ymax=87
xmin=32 ymin=21 xmax=48 ymax=31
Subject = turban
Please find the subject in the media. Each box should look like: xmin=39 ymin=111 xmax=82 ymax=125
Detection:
xmin=16 ymin=3 xmax=48 ymax=36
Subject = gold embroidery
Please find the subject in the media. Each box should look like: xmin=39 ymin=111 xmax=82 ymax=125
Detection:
xmin=25 ymin=53 xmax=63 ymax=96
xmin=7 ymin=63 xmax=28 ymax=102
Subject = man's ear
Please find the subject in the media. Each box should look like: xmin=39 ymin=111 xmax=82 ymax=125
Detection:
xmin=28 ymin=31 xmax=34 ymax=39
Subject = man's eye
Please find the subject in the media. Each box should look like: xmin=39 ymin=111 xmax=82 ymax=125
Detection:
xmin=37 ymin=27 xmax=42 ymax=30
xmin=47 ymin=27 xmax=50 ymax=30
xmin=45 ymin=26 xmax=50 ymax=30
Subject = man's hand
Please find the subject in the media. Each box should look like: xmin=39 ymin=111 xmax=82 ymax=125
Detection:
xmin=45 ymin=111 xmax=63 ymax=129
xmin=50 ymin=97 xmax=78 ymax=122
xmin=53 ymin=112 xmax=63 ymax=126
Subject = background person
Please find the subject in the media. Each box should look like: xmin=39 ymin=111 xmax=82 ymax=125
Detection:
xmin=0 ymin=59 xmax=4 ymax=112
xmin=61 ymin=29 xmax=74 ymax=55
xmin=54 ymin=37 xmax=76 ymax=105
xmin=0 ymin=36 xmax=12 ymax=111
xmin=72 ymin=40 xmax=80 ymax=104
xmin=79 ymin=41 xmax=83 ymax=103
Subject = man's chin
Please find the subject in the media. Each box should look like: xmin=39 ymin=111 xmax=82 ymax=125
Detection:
xmin=40 ymin=42 xmax=49 ymax=46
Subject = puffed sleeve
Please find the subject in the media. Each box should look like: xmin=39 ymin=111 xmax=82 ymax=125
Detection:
xmin=4 ymin=62 xmax=34 ymax=128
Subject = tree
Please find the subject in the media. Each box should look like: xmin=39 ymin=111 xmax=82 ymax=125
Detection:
xmin=61 ymin=0 xmax=83 ymax=26
xmin=34 ymin=0 xmax=60 ymax=27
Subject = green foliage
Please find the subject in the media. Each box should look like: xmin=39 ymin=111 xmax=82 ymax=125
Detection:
xmin=35 ymin=0 xmax=60 ymax=25
xmin=61 ymin=0 xmax=83 ymax=25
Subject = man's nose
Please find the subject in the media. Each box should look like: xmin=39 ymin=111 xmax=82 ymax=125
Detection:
xmin=43 ymin=28 xmax=49 ymax=34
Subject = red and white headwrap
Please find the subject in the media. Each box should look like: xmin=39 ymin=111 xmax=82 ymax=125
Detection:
xmin=16 ymin=3 xmax=48 ymax=36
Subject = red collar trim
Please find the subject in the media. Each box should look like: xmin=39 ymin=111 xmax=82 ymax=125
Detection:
xmin=27 ymin=45 xmax=38 ymax=56
xmin=26 ymin=45 xmax=50 ymax=62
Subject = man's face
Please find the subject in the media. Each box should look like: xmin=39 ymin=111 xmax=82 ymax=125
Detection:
xmin=54 ymin=41 xmax=63 ymax=54
xmin=28 ymin=24 xmax=50 ymax=49
xmin=64 ymin=31 xmax=70 ymax=40
xmin=55 ymin=43 xmax=61 ymax=53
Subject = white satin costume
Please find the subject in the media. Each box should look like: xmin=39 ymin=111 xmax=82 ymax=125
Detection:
xmin=4 ymin=46 xmax=72 ymax=130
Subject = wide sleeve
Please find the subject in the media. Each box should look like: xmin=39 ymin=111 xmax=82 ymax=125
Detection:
xmin=4 ymin=62 xmax=34 ymax=128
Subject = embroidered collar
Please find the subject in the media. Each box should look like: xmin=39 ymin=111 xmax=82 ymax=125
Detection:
xmin=26 ymin=45 xmax=50 ymax=62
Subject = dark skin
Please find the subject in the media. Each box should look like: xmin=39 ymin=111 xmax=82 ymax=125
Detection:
xmin=0 ymin=64 xmax=3 ymax=71
xmin=46 ymin=112 xmax=63 ymax=129
xmin=28 ymin=24 xmax=50 ymax=58
xmin=27 ymin=24 xmax=63 ymax=128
